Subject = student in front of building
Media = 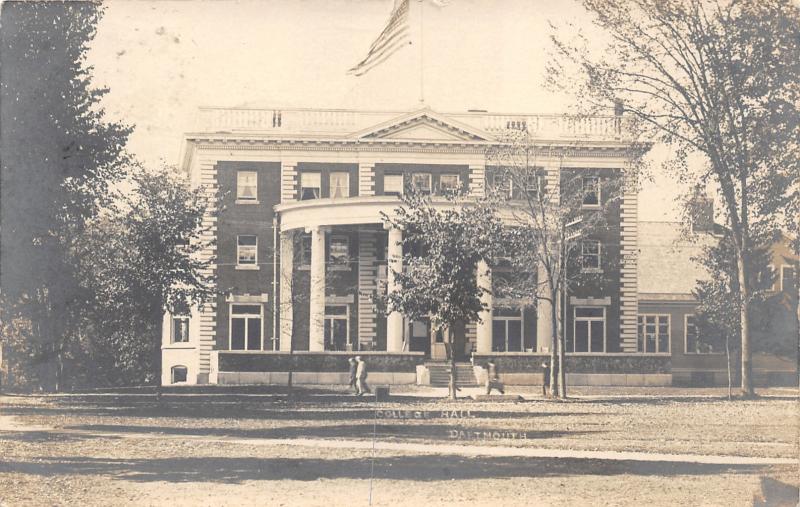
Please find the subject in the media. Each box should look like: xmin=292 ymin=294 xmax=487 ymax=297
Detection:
xmin=355 ymin=356 xmax=371 ymax=396
xmin=347 ymin=357 xmax=358 ymax=394
xmin=485 ymin=359 xmax=505 ymax=395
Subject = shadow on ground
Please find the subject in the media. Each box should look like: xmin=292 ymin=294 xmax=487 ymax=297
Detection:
xmin=0 ymin=454 xmax=782 ymax=484
xmin=753 ymin=477 xmax=800 ymax=506
xmin=568 ymin=395 xmax=799 ymax=404
xmin=0 ymin=402 xmax=595 ymax=422
xmin=48 ymin=422 xmax=599 ymax=442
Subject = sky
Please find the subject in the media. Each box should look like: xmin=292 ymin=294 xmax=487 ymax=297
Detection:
xmin=87 ymin=0 xmax=689 ymax=222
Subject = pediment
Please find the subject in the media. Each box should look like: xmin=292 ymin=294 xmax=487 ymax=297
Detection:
xmin=354 ymin=109 xmax=493 ymax=142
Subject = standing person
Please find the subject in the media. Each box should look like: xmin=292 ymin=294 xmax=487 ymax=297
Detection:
xmin=542 ymin=361 xmax=551 ymax=397
xmin=485 ymin=359 xmax=505 ymax=395
xmin=347 ymin=357 xmax=358 ymax=394
xmin=355 ymin=356 xmax=371 ymax=396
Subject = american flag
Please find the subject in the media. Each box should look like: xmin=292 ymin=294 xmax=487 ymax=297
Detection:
xmin=348 ymin=0 xmax=411 ymax=76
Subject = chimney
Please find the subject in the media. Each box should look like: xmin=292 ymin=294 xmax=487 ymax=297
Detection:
xmin=691 ymin=195 xmax=715 ymax=233
xmin=614 ymin=99 xmax=624 ymax=116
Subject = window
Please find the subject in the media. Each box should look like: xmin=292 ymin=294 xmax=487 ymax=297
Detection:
xmin=781 ymin=265 xmax=796 ymax=292
xmin=324 ymin=305 xmax=349 ymax=351
xmin=764 ymin=264 xmax=776 ymax=291
xmin=637 ymin=315 xmax=669 ymax=353
xmin=230 ymin=304 xmax=262 ymax=350
xmin=300 ymin=172 xmax=321 ymax=200
xmin=492 ymin=308 xmax=523 ymax=352
xmin=236 ymin=171 xmax=257 ymax=201
xmin=412 ymin=173 xmax=432 ymax=194
xmin=329 ymin=235 xmax=350 ymax=268
xmin=573 ymin=307 xmax=605 ymax=352
xmin=581 ymin=240 xmax=601 ymax=270
xmin=582 ymin=176 xmax=600 ymax=206
xmin=493 ymin=171 xmax=512 ymax=198
xmin=237 ymin=235 xmax=257 ymax=266
xmin=384 ymin=174 xmax=403 ymax=196
xmin=171 ymin=365 xmax=188 ymax=383
xmin=511 ymin=171 xmax=542 ymax=200
xmin=171 ymin=316 xmax=190 ymax=343
xmin=439 ymin=174 xmax=461 ymax=194
xmin=330 ymin=171 xmax=350 ymax=199
xmin=299 ymin=234 xmax=312 ymax=266
xmin=684 ymin=315 xmax=718 ymax=354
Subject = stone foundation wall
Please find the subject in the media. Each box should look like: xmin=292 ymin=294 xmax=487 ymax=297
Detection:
xmin=471 ymin=353 xmax=671 ymax=374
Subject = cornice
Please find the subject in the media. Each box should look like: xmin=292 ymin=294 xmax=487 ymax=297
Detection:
xmin=189 ymin=137 xmax=637 ymax=158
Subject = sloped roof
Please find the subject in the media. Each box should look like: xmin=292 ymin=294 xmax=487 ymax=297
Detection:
xmin=637 ymin=222 xmax=718 ymax=297
xmin=352 ymin=108 xmax=494 ymax=142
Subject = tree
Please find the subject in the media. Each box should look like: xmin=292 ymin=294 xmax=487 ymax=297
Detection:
xmin=69 ymin=165 xmax=216 ymax=387
xmin=0 ymin=2 xmax=131 ymax=390
xmin=381 ymin=190 xmax=503 ymax=400
xmin=550 ymin=0 xmax=800 ymax=396
xmin=486 ymin=132 xmax=633 ymax=398
xmin=692 ymin=232 xmax=774 ymax=399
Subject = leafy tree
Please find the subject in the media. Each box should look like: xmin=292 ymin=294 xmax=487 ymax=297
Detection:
xmin=550 ymin=0 xmax=800 ymax=396
xmin=70 ymin=166 xmax=216 ymax=386
xmin=381 ymin=190 xmax=503 ymax=399
xmin=486 ymin=132 xmax=634 ymax=398
xmin=0 ymin=2 xmax=131 ymax=390
xmin=692 ymin=232 xmax=774 ymax=399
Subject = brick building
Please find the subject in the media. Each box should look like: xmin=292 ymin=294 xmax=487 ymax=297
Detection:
xmin=162 ymin=105 xmax=794 ymax=387
xmin=638 ymin=222 xmax=798 ymax=386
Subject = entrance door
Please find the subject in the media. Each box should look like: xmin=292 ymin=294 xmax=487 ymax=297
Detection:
xmin=324 ymin=305 xmax=349 ymax=351
xmin=409 ymin=319 xmax=431 ymax=356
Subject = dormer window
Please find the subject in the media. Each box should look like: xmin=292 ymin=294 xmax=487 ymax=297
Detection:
xmin=300 ymin=172 xmax=321 ymax=200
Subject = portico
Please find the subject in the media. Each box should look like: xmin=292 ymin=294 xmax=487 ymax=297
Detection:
xmin=274 ymin=194 xmax=538 ymax=357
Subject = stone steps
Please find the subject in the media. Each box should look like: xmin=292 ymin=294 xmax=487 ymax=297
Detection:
xmin=427 ymin=363 xmax=478 ymax=387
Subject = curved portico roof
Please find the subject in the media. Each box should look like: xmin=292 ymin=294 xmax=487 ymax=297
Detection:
xmin=275 ymin=195 xmax=531 ymax=231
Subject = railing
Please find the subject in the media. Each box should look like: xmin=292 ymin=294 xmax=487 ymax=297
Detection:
xmin=195 ymin=106 xmax=628 ymax=140
xmin=461 ymin=113 xmax=623 ymax=138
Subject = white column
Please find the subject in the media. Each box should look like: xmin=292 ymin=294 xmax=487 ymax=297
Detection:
xmin=536 ymin=263 xmax=554 ymax=352
xmin=279 ymin=230 xmax=294 ymax=352
xmin=386 ymin=226 xmax=404 ymax=352
xmin=476 ymin=260 xmax=493 ymax=353
xmin=308 ymin=226 xmax=327 ymax=352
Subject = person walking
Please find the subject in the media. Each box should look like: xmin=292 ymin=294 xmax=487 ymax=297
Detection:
xmin=542 ymin=361 xmax=551 ymax=397
xmin=355 ymin=356 xmax=371 ymax=396
xmin=485 ymin=359 xmax=505 ymax=395
xmin=347 ymin=357 xmax=358 ymax=394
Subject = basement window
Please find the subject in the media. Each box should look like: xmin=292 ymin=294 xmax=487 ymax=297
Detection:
xmin=171 ymin=365 xmax=188 ymax=384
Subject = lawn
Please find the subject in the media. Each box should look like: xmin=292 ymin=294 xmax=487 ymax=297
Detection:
xmin=0 ymin=387 xmax=797 ymax=506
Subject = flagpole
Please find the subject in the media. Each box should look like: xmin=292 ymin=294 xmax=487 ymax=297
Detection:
xmin=418 ymin=0 xmax=424 ymax=105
